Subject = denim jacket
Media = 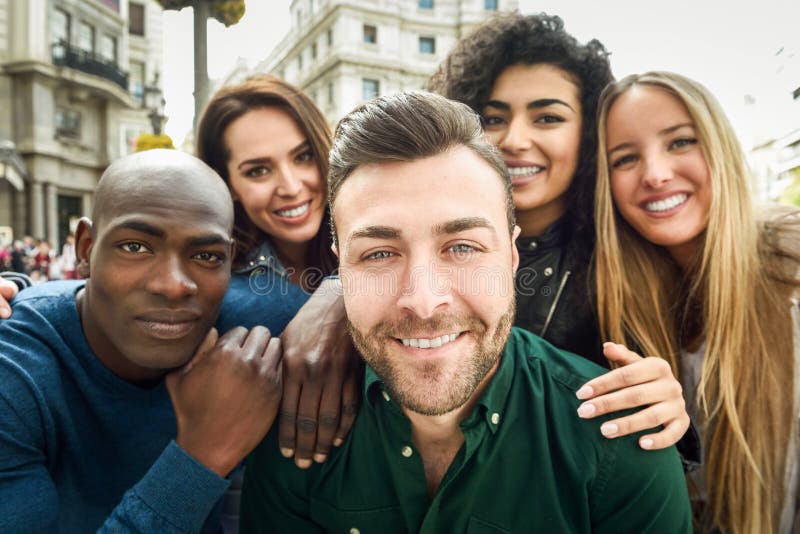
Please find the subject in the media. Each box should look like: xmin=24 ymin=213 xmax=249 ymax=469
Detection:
xmin=215 ymin=240 xmax=311 ymax=336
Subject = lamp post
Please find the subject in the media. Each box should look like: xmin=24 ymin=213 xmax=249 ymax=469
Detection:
xmin=144 ymin=73 xmax=167 ymax=135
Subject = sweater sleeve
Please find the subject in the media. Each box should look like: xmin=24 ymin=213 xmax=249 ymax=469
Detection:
xmin=100 ymin=441 xmax=230 ymax=533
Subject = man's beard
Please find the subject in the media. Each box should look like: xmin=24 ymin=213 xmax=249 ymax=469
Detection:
xmin=348 ymin=299 xmax=515 ymax=416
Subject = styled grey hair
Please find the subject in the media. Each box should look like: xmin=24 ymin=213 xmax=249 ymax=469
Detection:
xmin=328 ymin=91 xmax=514 ymax=243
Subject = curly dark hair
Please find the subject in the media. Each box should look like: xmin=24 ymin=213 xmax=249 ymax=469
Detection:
xmin=428 ymin=12 xmax=613 ymax=240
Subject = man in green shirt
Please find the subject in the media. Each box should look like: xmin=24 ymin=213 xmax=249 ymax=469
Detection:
xmin=241 ymin=92 xmax=691 ymax=533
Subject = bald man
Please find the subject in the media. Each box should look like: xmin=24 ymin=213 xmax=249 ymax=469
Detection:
xmin=0 ymin=150 xmax=283 ymax=533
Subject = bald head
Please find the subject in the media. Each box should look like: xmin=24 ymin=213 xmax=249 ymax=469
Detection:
xmin=93 ymin=149 xmax=233 ymax=232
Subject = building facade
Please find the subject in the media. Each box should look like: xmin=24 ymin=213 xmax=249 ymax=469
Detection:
xmin=0 ymin=0 xmax=163 ymax=248
xmin=255 ymin=0 xmax=517 ymax=126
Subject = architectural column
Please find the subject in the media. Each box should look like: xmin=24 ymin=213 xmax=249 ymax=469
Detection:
xmin=29 ymin=181 xmax=44 ymax=239
xmin=45 ymin=183 xmax=58 ymax=246
xmin=13 ymin=187 xmax=27 ymax=238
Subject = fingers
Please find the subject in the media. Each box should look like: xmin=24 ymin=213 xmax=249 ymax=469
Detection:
xmin=335 ymin=365 xmax=360 ymax=447
xmin=594 ymin=404 xmax=690 ymax=450
xmin=313 ymin=377 xmax=343 ymax=464
xmin=278 ymin=370 xmax=301 ymax=460
xmin=576 ymin=354 xmax=672 ymax=400
xmin=293 ymin=382 xmax=324 ymax=469
xmin=601 ymin=342 xmax=642 ymax=366
xmin=577 ymin=378 xmax=683 ymax=419
xmin=0 ymin=280 xmax=16 ymax=319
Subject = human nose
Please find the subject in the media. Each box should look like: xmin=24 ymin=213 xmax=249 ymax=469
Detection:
xmin=497 ymin=117 xmax=533 ymax=154
xmin=275 ymin=163 xmax=303 ymax=197
xmin=395 ymin=256 xmax=453 ymax=319
xmin=145 ymin=254 xmax=198 ymax=300
xmin=642 ymin=152 xmax=674 ymax=189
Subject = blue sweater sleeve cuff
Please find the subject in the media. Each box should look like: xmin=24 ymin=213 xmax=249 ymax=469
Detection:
xmin=132 ymin=440 xmax=230 ymax=533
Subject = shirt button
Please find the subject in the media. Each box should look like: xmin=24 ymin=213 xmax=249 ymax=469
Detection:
xmin=401 ymin=445 xmax=413 ymax=458
xmin=543 ymin=267 xmax=553 ymax=276
xmin=491 ymin=412 xmax=500 ymax=425
xmin=528 ymin=241 xmax=538 ymax=250
xmin=350 ymin=529 xmax=360 ymax=534
xmin=381 ymin=390 xmax=391 ymax=402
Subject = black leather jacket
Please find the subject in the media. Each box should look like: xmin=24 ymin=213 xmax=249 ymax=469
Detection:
xmin=513 ymin=218 xmax=701 ymax=470
xmin=514 ymin=218 xmax=606 ymax=367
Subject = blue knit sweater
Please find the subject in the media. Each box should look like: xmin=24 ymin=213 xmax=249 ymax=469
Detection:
xmin=0 ymin=281 xmax=228 ymax=533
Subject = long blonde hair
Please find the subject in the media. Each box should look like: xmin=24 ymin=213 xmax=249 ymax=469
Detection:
xmin=595 ymin=71 xmax=799 ymax=533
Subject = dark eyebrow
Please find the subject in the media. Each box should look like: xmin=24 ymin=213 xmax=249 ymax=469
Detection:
xmin=113 ymin=220 xmax=165 ymax=238
xmin=238 ymin=139 xmax=311 ymax=170
xmin=111 ymin=220 xmax=230 ymax=247
xmin=188 ymin=234 xmax=232 ymax=248
xmin=433 ymin=217 xmax=497 ymax=237
xmin=482 ymin=98 xmax=575 ymax=112
xmin=289 ymin=140 xmax=311 ymax=155
xmin=608 ymin=123 xmax=697 ymax=155
xmin=346 ymin=225 xmax=401 ymax=248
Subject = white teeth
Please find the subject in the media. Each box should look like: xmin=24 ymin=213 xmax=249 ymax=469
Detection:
xmin=645 ymin=194 xmax=687 ymax=212
xmin=507 ymin=166 xmax=544 ymax=177
xmin=276 ymin=202 xmax=310 ymax=218
xmin=400 ymin=333 xmax=459 ymax=349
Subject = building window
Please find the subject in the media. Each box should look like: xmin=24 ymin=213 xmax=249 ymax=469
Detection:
xmin=129 ymin=2 xmax=145 ymax=36
xmin=418 ymin=0 xmax=434 ymax=8
xmin=363 ymin=24 xmax=377 ymax=44
xmin=328 ymin=82 xmax=334 ymax=104
xmin=99 ymin=34 xmax=117 ymax=63
xmin=311 ymin=42 xmax=317 ymax=60
xmin=77 ymin=21 xmax=95 ymax=53
xmin=362 ymin=78 xmax=379 ymax=100
xmin=484 ymin=0 xmax=498 ymax=9
xmin=419 ymin=37 xmax=435 ymax=54
xmin=51 ymin=8 xmax=70 ymax=44
xmin=327 ymin=28 xmax=333 ymax=46
xmin=793 ymin=86 xmax=800 ymax=101
xmin=129 ymin=61 xmax=145 ymax=105
xmin=55 ymin=108 xmax=82 ymax=139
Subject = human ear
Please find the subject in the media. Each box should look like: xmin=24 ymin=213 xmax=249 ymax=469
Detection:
xmin=75 ymin=217 xmax=94 ymax=279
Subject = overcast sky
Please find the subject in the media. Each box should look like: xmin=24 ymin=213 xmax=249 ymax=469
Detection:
xmin=162 ymin=0 xmax=800 ymax=150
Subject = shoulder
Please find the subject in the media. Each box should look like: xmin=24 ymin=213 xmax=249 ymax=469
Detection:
xmin=0 ymin=281 xmax=83 ymax=395
xmin=757 ymin=204 xmax=800 ymax=288
xmin=506 ymin=327 xmax=607 ymax=390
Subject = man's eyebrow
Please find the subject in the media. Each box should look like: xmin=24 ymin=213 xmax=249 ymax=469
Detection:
xmin=188 ymin=234 xmax=232 ymax=248
xmin=433 ymin=217 xmax=497 ymax=236
xmin=110 ymin=220 xmax=231 ymax=247
xmin=346 ymin=226 xmax=401 ymax=248
xmin=112 ymin=220 xmax=166 ymax=238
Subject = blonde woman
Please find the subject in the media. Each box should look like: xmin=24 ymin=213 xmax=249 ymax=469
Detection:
xmin=595 ymin=70 xmax=800 ymax=533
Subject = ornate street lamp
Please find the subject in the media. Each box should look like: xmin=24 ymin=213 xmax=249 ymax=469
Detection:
xmin=144 ymin=73 xmax=167 ymax=135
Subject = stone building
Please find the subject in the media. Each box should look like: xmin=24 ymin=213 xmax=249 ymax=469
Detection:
xmin=255 ymin=0 xmax=517 ymax=126
xmin=0 ymin=0 xmax=163 ymax=248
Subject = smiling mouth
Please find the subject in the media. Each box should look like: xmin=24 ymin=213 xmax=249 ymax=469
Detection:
xmin=274 ymin=201 xmax=311 ymax=218
xmin=644 ymin=193 xmax=688 ymax=212
xmin=397 ymin=332 xmax=462 ymax=349
xmin=507 ymin=165 xmax=545 ymax=178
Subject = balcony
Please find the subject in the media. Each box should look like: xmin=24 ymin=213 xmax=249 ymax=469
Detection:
xmin=51 ymin=41 xmax=128 ymax=91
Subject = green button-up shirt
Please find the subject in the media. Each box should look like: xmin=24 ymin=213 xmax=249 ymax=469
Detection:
xmin=241 ymin=327 xmax=691 ymax=533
